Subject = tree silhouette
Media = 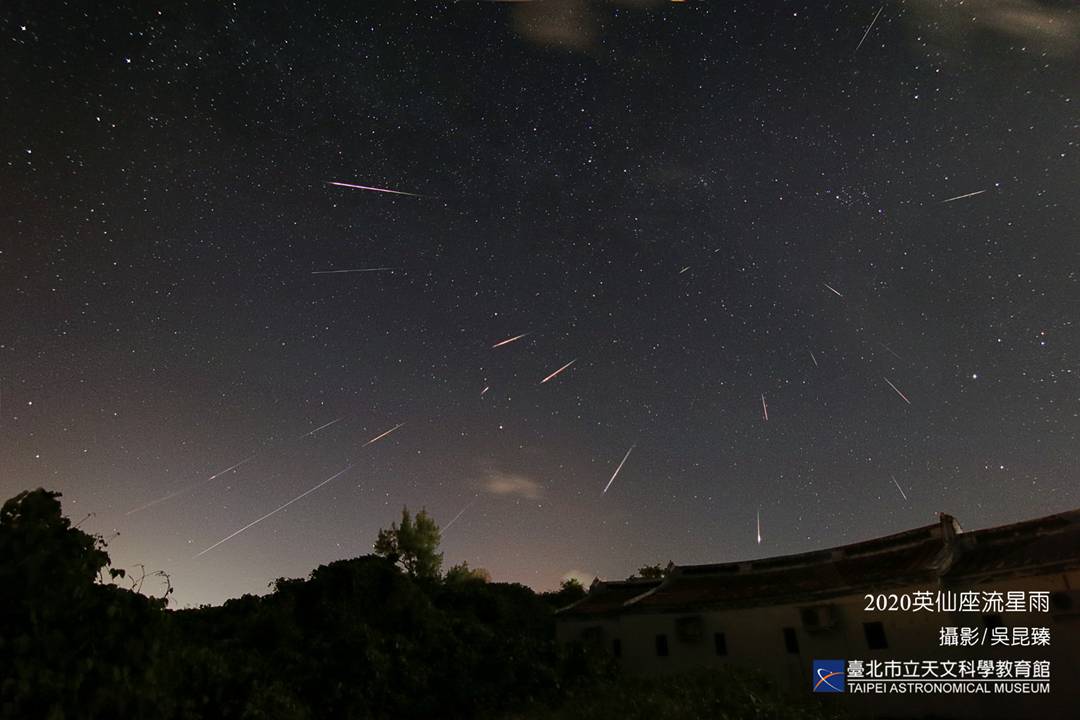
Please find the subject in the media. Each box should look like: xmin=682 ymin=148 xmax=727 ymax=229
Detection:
xmin=541 ymin=578 xmax=588 ymax=609
xmin=0 ymin=489 xmax=168 ymax=718
xmin=633 ymin=563 xmax=668 ymax=580
xmin=0 ymin=487 xmax=827 ymax=718
xmin=445 ymin=560 xmax=491 ymax=584
xmin=1 ymin=488 xmax=111 ymax=594
xmin=373 ymin=506 xmax=444 ymax=579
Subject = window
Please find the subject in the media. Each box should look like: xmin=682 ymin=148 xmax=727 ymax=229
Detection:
xmin=783 ymin=627 xmax=799 ymax=654
xmin=800 ymin=604 xmax=836 ymax=630
xmin=864 ymin=621 xmax=888 ymax=649
xmin=676 ymin=615 xmax=704 ymax=642
xmin=612 ymin=638 xmax=622 ymax=658
xmin=714 ymin=632 xmax=727 ymax=656
xmin=655 ymin=634 xmax=669 ymax=657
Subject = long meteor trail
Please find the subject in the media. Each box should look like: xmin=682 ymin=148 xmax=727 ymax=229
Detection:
xmin=823 ymin=282 xmax=843 ymax=297
xmin=891 ymin=474 xmax=909 ymax=501
xmin=363 ymin=422 xmax=404 ymax=447
xmin=541 ymin=359 xmax=577 ymax=384
xmin=883 ymin=376 xmax=912 ymax=405
xmin=125 ymin=488 xmax=190 ymax=516
xmin=854 ymin=6 xmax=884 ymax=54
xmin=492 ymin=332 xmax=530 ymax=348
xmin=311 ymin=267 xmax=395 ymax=275
xmin=940 ymin=189 xmax=986 ymax=204
xmin=326 ymin=181 xmax=425 ymax=197
xmin=602 ymin=445 xmax=636 ymax=495
xmin=125 ymin=454 xmax=257 ymax=515
xmin=761 ymin=393 xmax=769 ymax=421
xmin=444 ymin=496 xmax=479 ymax=532
xmin=195 ymin=465 xmax=354 ymax=558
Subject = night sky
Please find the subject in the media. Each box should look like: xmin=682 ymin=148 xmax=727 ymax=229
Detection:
xmin=2 ymin=1 xmax=1077 ymax=608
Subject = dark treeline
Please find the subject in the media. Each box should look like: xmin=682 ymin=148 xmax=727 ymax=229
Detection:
xmin=0 ymin=488 xmax=599 ymax=719
xmin=1 ymin=489 xmax=839 ymax=720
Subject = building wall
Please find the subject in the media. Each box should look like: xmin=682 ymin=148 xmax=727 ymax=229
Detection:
xmin=558 ymin=569 xmax=1080 ymax=719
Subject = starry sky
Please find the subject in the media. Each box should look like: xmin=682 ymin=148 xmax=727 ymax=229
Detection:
xmin=2 ymin=1 xmax=1077 ymax=608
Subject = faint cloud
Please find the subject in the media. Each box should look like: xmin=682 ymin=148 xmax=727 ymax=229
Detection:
xmin=482 ymin=469 xmax=544 ymax=499
xmin=512 ymin=0 xmax=595 ymax=51
xmin=906 ymin=0 xmax=1079 ymax=56
xmin=510 ymin=0 xmax=665 ymax=52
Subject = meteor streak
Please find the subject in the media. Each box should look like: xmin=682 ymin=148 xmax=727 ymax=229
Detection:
xmin=480 ymin=386 xmax=490 ymax=396
xmin=756 ymin=508 xmax=763 ymax=544
xmin=891 ymin=474 xmax=909 ymax=501
xmin=883 ymin=376 xmax=912 ymax=405
xmin=810 ymin=351 xmax=819 ymax=368
xmin=298 ymin=417 xmax=342 ymax=439
xmin=879 ymin=342 xmax=903 ymax=360
xmin=760 ymin=393 xmax=769 ymax=421
xmin=326 ymin=181 xmax=424 ymax=197
xmin=125 ymin=489 xmax=187 ymax=516
xmin=602 ymin=445 xmax=636 ymax=495
xmin=194 ymin=465 xmax=353 ymax=558
xmin=125 ymin=454 xmax=257 ymax=515
xmin=492 ymin=332 xmax=530 ymax=348
xmin=823 ymin=282 xmax=843 ymax=297
xmin=854 ymin=6 xmax=884 ymax=54
xmin=311 ymin=267 xmax=395 ymax=275
xmin=541 ymin=359 xmax=577 ymax=384
xmin=363 ymin=422 xmax=404 ymax=447
xmin=940 ymin=189 xmax=986 ymax=204
xmin=203 ymin=457 xmax=256 ymax=481
xmin=444 ymin=496 xmax=479 ymax=532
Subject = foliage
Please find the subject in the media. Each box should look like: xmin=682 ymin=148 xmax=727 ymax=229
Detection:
xmin=168 ymin=556 xmax=606 ymax=720
xmin=373 ymin=506 xmax=444 ymax=579
xmin=628 ymin=563 xmax=668 ymax=580
xmin=540 ymin=578 xmax=587 ymax=609
xmin=445 ymin=560 xmax=491 ymax=584
xmin=0 ymin=488 xmax=838 ymax=720
xmin=0 ymin=489 xmax=169 ymax=719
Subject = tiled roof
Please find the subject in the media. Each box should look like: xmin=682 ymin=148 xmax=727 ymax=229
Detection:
xmin=633 ymin=539 xmax=946 ymax=612
xmin=558 ymin=508 xmax=1080 ymax=617
xmin=947 ymin=508 xmax=1080 ymax=580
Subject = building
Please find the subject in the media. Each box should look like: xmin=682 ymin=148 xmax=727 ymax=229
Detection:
xmin=556 ymin=508 xmax=1080 ymax=719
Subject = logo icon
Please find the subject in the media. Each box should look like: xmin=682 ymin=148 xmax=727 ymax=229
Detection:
xmin=812 ymin=660 xmax=846 ymax=693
